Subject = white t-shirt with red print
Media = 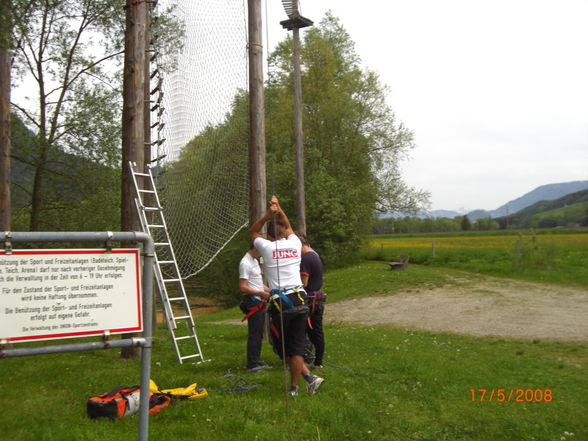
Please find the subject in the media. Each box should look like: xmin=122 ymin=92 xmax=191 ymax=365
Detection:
xmin=254 ymin=234 xmax=303 ymax=290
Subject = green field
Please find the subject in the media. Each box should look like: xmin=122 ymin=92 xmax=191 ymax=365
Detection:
xmin=364 ymin=229 xmax=588 ymax=287
xmin=1 ymin=258 xmax=586 ymax=441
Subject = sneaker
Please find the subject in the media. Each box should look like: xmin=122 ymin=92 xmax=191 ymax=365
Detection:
xmin=288 ymin=386 xmax=299 ymax=396
xmin=248 ymin=365 xmax=264 ymax=373
xmin=307 ymin=376 xmax=325 ymax=395
xmin=312 ymin=364 xmax=324 ymax=370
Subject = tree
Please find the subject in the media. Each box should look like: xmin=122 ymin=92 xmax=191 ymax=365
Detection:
xmin=0 ymin=0 xmax=14 ymax=230
xmin=10 ymin=0 xmax=124 ymax=231
xmin=474 ymin=217 xmax=498 ymax=231
xmin=267 ymin=14 xmax=429 ymax=263
xmin=460 ymin=215 xmax=472 ymax=231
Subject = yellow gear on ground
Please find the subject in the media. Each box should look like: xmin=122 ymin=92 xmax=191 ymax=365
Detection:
xmin=150 ymin=379 xmax=208 ymax=399
xmin=161 ymin=383 xmax=208 ymax=399
xmin=149 ymin=379 xmax=159 ymax=394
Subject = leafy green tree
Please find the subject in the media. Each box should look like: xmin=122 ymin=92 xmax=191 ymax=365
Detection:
xmin=267 ymin=14 xmax=429 ymax=263
xmin=460 ymin=215 xmax=472 ymax=231
xmin=474 ymin=217 xmax=499 ymax=231
xmin=10 ymin=0 xmax=124 ymax=231
xmin=582 ymin=204 xmax=588 ymax=227
xmin=435 ymin=217 xmax=460 ymax=232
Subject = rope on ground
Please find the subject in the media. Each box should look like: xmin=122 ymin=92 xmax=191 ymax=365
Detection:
xmin=323 ymin=359 xmax=353 ymax=370
xmin=214 ymin=373 xmax=263 ymax=394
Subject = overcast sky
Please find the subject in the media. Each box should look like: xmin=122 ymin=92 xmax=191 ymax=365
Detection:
xmin=264 ymin=0 xmax=588 ymax=212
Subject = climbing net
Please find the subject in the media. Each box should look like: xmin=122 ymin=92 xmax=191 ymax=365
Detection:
xmin=149 ymin=0 xmax=250 ymax=279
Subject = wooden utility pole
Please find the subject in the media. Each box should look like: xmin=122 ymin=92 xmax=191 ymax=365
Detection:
xmin=121 ymin=0 xmax=146 ymax=235
xmin=121 ymin=0 xmax=147 ymax=359
xmin=0 ymin=0 xmax=12 ymax=231
xmin=248 ymin=0 xmax=266 ymax=224
xmin=292 ymin=27 xmax=305 ymax=235
xmin=281 ymin=15 xmax=312 ymax=235
xmin=144 ymin=4 xmax=151 ymax=175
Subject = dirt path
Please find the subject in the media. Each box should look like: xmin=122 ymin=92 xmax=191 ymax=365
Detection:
xmin=209 ymin=275 xmax=587 ymax=341
xmin=325 ymin=276 xmax=588 ymax=341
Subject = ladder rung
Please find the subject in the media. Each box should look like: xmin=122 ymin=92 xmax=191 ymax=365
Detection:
xmin=144 ymin=207 xmax=162 ymax=211
xmin=158 ymin=260 xmax=174 ymax=264
xmin=180 ymin=354 xmax=201 ymax=361
xmin=174 ymin=315 xmax=191 ymax=320
xmin=168 ymin=296 xmax=186 ymax=302
xmin=175 ymin=335 xmax=193 ymax=341
xmin=133 ymin=172 xmax=151 ymax=177
xmin=147 ymin=224 xmax=164 ymax=228
xmin=139 ymin=189 xmax=155 ymax=194
xmin=154 ymin=242 xmax=170 ymax=246
xmin=163 ymin=278 xmax=180 ymax=283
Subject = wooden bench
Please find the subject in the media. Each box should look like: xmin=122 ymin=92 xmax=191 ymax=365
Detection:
xmin=388 ymin=254 xmax=409 ymax=271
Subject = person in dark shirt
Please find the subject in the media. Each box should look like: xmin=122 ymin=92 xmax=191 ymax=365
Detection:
xmin=297 ymin=232 xmax=326 ymax=369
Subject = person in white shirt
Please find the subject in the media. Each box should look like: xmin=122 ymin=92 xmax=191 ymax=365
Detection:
xmin=238 ymin=245 xmax=270 ymax=372
xmin=250 ymin=195 xmax=325 ymax=396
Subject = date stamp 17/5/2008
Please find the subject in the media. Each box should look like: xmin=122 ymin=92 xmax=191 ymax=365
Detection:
xmin=470 ymin=389 xmax=553 ymax=402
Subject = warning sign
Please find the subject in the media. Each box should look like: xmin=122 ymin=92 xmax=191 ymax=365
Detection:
xmin=0 ymin=249 xmax=142 ymax=343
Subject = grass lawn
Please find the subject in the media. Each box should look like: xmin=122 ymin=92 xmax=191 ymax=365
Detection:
xmin=1 ymin=263 xmax=586 ymax=441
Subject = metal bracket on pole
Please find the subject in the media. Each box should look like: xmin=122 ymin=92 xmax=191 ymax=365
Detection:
xmin=102 ymin=330 xmax=111 ymax=348
xmin=105 ymin=231 xmax=114 ymax=253
xmin=149 ymin=154 xmax=166 ymax=164
xmin=0 ymin=339 xmax=8 ymax=358
xmin=3 ymin=232 xmax=12 ymax=255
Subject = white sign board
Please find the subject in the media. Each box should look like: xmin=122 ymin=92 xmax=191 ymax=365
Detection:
xmin=0 ymin=249 xmax=142 ymax=343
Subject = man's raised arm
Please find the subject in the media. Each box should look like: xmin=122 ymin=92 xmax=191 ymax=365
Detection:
xmin=271 ymin=195 xmax=295 ymax=237
xmin=250 ymin=197 xmax=279 ymax=241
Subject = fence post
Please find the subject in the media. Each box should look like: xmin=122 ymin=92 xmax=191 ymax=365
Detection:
xmin=432 ymin=240 xmax=436 ymax=258
xmin=514 ymin=239 xmax=521 ymax=269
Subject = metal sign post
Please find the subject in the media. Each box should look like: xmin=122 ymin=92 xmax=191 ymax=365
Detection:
xmin=0 ymin=231 xmax=154 ymax=441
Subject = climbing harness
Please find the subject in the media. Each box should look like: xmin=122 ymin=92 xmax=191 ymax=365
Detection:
xmin=307 ymin=289 xmax=326 ymax=317
xmin=239 ymin=295 xmax=267 ymax=322
xmin=269 ymin=285 xmax=306 ymax=312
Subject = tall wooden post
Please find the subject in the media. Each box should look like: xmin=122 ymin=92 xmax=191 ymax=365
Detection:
xmin=281 ymin=15 xmax=312 ymax=235
xmin=248 ymin=0 xmax=266 ymax=225
xmin=121 ymin=0 xmax=146 ymax=359
xmin=292 ymin=27 xmax=305 ymax=235
xmin=121 ymin=0 xmax=146 ymax=234
xmin=144 ymin=4 xmax=151 ymax=175
xmin=0 ymin=0 xmax=12 ymax=231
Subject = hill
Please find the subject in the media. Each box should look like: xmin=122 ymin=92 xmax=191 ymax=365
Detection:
xmin=466 ymin=181 xmax=588 ymax=221
xmin=10 ymin=113 xmax=121 ymax=231
xmin=495 ymin=188 xmax=588 ymax=228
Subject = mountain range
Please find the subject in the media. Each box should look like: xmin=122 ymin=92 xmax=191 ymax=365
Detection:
xmin=427 ymin=181 xmax=588 ymax=221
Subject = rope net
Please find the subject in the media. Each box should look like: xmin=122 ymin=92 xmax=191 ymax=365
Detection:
xmin=150 ymin=0 xmax=250 ymax=279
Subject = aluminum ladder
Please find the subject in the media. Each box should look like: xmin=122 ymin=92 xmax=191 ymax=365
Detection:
xmin=129 ymin=161 xmax=204 ymax=364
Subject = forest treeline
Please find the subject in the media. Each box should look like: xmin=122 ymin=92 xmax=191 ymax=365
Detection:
xmin=373 ymin=188 xmax=588 ymax=234
xmin=372 ymin=215 xmax=497 ymax=234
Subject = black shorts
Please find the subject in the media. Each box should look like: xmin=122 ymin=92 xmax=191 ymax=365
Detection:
xmin=269 ymin=305 xmax=309 ymax=358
